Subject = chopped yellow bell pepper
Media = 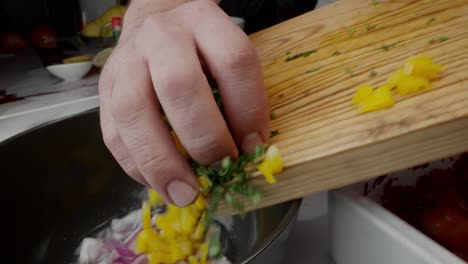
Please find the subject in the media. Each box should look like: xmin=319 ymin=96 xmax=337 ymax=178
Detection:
xmin=142 ymin=201 xmax=152 ymax=230
xmin=193 ymin=195 xmax=208 ymax=211
xmin=148 ymin=189 xmax=164 ymax=207
xmin=192 ymin=213 xmax=207 ymax=241
xmin=188 ymin=256 xmax=200 ymax=264
xmin=352 ymin=84 xmax=373 ymax=105
xmin=359 ymin=85 xmax=395 ymax=113
xmin=403 ymin=55 xmax=443 ymax=80
xmin=385 ymin=68 xmax=406 ymax=89
xmin=257 ymin=145 xmax=283 ymax=184
xmin=135 ymin=228 xmax=159 ymax=254
xmin=197 ymin=175 xmax=213 ymax=195
xmin=396 ymin=75 xmax=431 ymax=96
xmin=200 ymin=242 xmax=209 ymax=264
xmin=171 ymin=131 xmax=189 ymax=158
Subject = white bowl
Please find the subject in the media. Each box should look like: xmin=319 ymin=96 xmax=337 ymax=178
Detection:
xmin=46 ymin=61 xmax=93 ymax=82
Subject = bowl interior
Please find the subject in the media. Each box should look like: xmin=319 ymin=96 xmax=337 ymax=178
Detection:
xmin=0 ymin=109 xmax=299 ymax=264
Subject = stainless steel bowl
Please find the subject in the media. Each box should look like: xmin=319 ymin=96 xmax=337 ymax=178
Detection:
xmin=0 ymin=109 xmax=301 ymax=264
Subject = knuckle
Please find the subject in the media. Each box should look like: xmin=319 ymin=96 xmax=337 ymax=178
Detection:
xmin=222 ymin=45 xmax=257 ymax=71
xmin=138 ymin=151 xmax=172 ymax=176
xmin=158 ymin=70 xmax=201 ymax=101
xmin=110 ymin=91 xmax=147 ymax=129
xmin=188 ymin=129 xmax=227 ymax=163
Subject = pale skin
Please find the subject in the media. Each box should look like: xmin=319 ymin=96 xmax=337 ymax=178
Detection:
xmin=99 ymin=0 xmax=270 ymax=207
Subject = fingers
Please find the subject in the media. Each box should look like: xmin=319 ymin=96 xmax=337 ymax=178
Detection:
xmin=110 ymin=48 xmax=199 ymax=207
xmin=137 ymin=15 xmax=238 ymax=165
xmin=183 ymin=1 xmax=270 ymax=153
xmin=99 ymin=54 xmax=149 ymax=187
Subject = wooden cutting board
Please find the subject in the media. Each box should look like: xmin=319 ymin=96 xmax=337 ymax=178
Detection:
xmin=217 ymin=0 xmax=468 ymax=215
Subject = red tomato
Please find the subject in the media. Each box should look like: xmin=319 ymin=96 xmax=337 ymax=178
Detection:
xmin=0 ymin=33 xmax=27 ymax=54
xmin=421 ymin=204 xmax=468 ymax=252
xmin=30 ymin=26 xmax=57 ymax=49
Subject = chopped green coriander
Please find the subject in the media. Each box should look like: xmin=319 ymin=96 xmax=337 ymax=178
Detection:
xmin=286 ymin=51 xmax=291 ymax=55
xmin=371 ymin=0 xmax=380 ymax=5
xmin=286 ymin=49 xmax=317 ymax=61
xmin=344 ymin=67 xmax=357 ymax=77
xmin=270 ymin=111 xmax=277 ymax=120
xmin=270 ymin=130 xmax=280 ymax=138
xmin=305 ymin=67 xmax=321 ymax=73
xmin=347 ymin=28 xmax=356 ymax=37
xmin=366 ymin=24 xmax=376 ymax=31
xmin=205 ymin=186 xmax=225 ymax=226
xmin=208 ymin=231 xmax=222 ymax=258
xmin=429 ymin=35 xmax=449 ymax=44
xmin=369 ymin=70 xmax=378 ymax=77
xmin=332 ymin=50 xmax=342 ymax=56
xmin=382 ymin=41 xmax=400 ymax=51
xmin=426 ymin=17 xmax=436 ymax=25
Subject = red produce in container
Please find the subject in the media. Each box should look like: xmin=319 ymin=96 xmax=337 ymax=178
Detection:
xmin=30 ymin=26 xmax=57 ymax=49
xmin=0 ymin=33 xmax=27 ymax=54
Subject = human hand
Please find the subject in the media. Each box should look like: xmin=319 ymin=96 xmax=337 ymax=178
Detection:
xmin=99 ymin=0 xmax=270 ymax=207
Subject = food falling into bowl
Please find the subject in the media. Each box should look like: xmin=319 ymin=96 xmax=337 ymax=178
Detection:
xmin=76 ymin=78 xmax=284 ymax=264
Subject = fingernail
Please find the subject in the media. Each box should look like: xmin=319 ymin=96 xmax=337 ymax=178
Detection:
xmin=167 ymin=180 xmax=198 ymax=207
xmin=242 ymin=132 xmax=264 ymax=153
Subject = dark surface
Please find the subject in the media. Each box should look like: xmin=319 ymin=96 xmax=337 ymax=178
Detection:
xmin=0 ymin=109 xmax=300 ymax=264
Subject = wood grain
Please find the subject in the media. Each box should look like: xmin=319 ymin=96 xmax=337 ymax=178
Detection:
xmin=217 ymin=0 xmax=468 ymax=215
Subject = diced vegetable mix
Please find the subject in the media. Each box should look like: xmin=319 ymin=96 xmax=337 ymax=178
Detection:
xmin=131 ymin=81 xmax=284 ymax=264
xmin=352 ymin=55 xmax=444 ymax=113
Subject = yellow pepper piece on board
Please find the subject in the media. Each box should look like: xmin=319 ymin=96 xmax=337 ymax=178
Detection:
xmin=396 ymin=75 xmax=432 ymax=96
xmin=403 ymin=55 xmax=443 ymax=80
xmin=148 ymin=189 xmax=164 ymax=207
xmin=257 ymin=145 xmax=283 ymax=184
xmin=359 ymin=85 xmax=395 ymax=113
xmin=352 ymin=84 xmax=374 ymax=105
xmin=385 ymin=68 xmax=406 ymax=89
xmin=142 ymin=201 xmax=152 ymax=230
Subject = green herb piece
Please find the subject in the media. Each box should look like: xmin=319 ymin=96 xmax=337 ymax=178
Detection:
xmin=225 ymin=191 xmax=244 ymax=211
xmin=382 ymin=41 xmax=400 ymax=51
xmin=305 ymin=67 xmax=321 ymax=73
xmin=347 ymin=28 xmax=356 ymax=37
xmin=205 ymin=186 xmax=225 ymax=227
xmin=221 ymin=156 xmax=231 ymax=169
xmin=286 ymin=49 xmax=317 ymax=61
xmin=371 ymin=0 xmax=380 ymax=5
xmin=208 ymin=232 xmax=222 ymax=259
xmin=366 ymin=24 xmax=376 ymax=31
xmin=270 ymin=111 xmax=277 ymax=120
xmin=286 ymin=51 xmax=291 ymax=55
xmin=429 ymin=35 xmax=449 ymax=44
xmin=426 ymin=17 xmax=436 ymax=25
xmin=343 ymin=67 xmax=357 ymax=77
xmin=270 ymin=130 xmax=280 ymax=138
xmin=253 ymin=145 xmax=267 ymax=160
xmin=369 ymin=70 xmax=378 ymax=77
xmin=332 ymin=50 xmax=342 ymax=56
